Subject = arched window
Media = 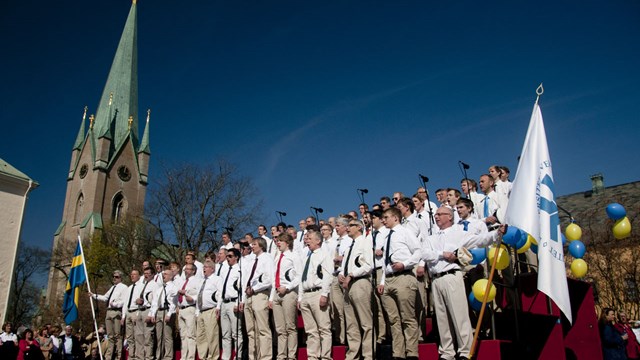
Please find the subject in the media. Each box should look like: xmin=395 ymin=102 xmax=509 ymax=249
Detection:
xmin=112 ymin=192 xmax=127 ymax=223
xmin=74 ymin=193 xmax=84 ymax=225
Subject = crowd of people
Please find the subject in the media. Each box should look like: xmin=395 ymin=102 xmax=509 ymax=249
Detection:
xmin=0 ymin=322 xmax=105 ymax=360
xmin=10 ymin=165 xmax=636 ymax=360
xmin=72 ymin=166 xmax=519 ymax=360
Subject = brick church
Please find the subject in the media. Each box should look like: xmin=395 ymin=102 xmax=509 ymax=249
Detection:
xmin=46 ymin=0 xmax=150 ymax=316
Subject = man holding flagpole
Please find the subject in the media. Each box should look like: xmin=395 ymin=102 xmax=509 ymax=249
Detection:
xmin=89 ymin=270 xmax=128 ymax=360
xmin=504 ymin=85 xmax=572 ymax=324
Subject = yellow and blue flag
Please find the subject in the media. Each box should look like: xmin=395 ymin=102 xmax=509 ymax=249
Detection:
xmin=62 ymin=240 xmax=87 ymax=323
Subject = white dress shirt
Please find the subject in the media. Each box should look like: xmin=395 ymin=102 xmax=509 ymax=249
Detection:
xmin=380 ymin=225 xmax=421 ymax=285
xmin=270 ymin=250 xmax=302 ymax=300
xmin=94 ymin=282 xmax=128 ymax=309
xmin=247 ymin=252 xmax=275 ymax=293
xmin=149 ymin=281 xmax=178 ymax=317
xmin=298 ymin=247 xmax=333 ymax=300
xmin=341 ymin=235 xmax=373 ymax=278
xmin=423 ymin=226 xmax=500 ymax=276
xmin=196 ymin=275 xmax=222 ymax=313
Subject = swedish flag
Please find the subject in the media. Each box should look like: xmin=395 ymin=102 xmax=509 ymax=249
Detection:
xmin=62 ymin=240 xmax=87 ymax=323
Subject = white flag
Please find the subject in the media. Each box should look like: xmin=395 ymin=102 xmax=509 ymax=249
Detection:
xmin=505 ymin=101 xmax=572 ymax=324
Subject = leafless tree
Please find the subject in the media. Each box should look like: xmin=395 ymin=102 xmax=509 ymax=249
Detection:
xmin=7 ymin=243 xmax=50 ymax=326
xmin=147 ymin=159 xmax=263 ymax=260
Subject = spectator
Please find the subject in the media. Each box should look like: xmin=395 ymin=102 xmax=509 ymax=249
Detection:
xmin=615 ymin=311 xmax=640 ymax=359
xmin=599 ymin=308 xmax=627 ymax=360
xmin=36 ymin=327 xmax=52 ymax=360
xmin=18 ymin=328 xmax=43 ymax=360
xmin=1 ymin=322 xmax=19 ymax=360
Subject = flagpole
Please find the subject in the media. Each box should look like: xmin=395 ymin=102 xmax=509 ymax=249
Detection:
xmin=77 ymin=235 xmax=104 ymax=360
xmin=469 ymin=237 xmax=503 ymax=359
xmin=535 ymin=83 xmax=544 ymax=105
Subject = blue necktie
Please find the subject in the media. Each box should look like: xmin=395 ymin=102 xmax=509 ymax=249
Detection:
xmin=459 ymin=220 xmax=470 ymax=231
xmin=483 ymin=196 xmax=490 ymax=217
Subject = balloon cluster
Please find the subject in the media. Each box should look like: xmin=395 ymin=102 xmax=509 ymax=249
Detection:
xmin=607 ymin=203 xmax=632 ymax=239
xmin=565 ymin=221 xmax=587 ymax=278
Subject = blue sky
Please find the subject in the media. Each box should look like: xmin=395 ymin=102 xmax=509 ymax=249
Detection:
xmin=1 ymin=0 xmax=639 ymax=255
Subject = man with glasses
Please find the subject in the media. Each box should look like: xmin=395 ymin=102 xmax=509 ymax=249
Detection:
xmin=196 ymin=259 xmax=222 ymax=360
xmin=424 ymin=206 xmax=506 ymax=360
xmin=377 ymin=207 xmax=421 ymax=360
xmin=89 ymin=270 xmax=128 ymax=360
xmin=340 ymin=220 xmax=374 ymax=360
xmin=219 ymin=248 xmax=242 ymax=360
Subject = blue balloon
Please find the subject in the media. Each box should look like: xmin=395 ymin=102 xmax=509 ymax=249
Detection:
xmin=568 ymin=240 xmax=586 ymax=259
xmin=531 ymin=244 xmax=538 ymax=254
xmin=606 ymin=203 xmax=627 ymax=220
xmin=562 ymin=234 xmax=567 ymax=246
xmin=515 ymin=230 xmax=528 ymax=249
xmin=468 ymin=292 xmax=482 ymax=311
xmin=469 ymin=247 xmax=486 ymax=265
xmin=502 ymin=226 xmax=520 ymax=246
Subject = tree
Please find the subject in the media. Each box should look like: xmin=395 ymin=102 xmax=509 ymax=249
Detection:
xmin=147 ymin=159 xmax=263 ymax=260
xmin=7 ymin=243 xmax=50 ymax=326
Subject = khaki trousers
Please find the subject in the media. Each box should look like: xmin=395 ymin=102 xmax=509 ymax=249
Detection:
xmin=154 ymin=310 xmax=175 ymax=360
xmin=179 ymin=306 xmax=197 ymax=360
xmin=345 ymin=278 xmax=374 ymax=360
xmin=221 ymin=301 xmax=243 ymax=360
xmin=196 ymin=308 xmax=220 ymax=360
xmin=272 ymin=290 xmax=298 ymax=360
xmin=300 ymin=290 xmax=332 ymax=360
xmin=246 ymin=291 xmax=272 ymax=360
xmin=105 ymin=309 xmax=123 ymax=360
xmin=125 ymin=310 xmax=139 ymax=360
xmin=135 ymin=308 xmax=154 ymax=360
xmin=432 ymin=271 xmax=472 ymax=360
xmin=380 ymin=273 xmax=419 ymax=358
xmin=330 ymin=276 xmax=346 ymax=344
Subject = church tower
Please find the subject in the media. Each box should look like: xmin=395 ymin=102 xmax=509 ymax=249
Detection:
xmin=46 ymin=0 xmax=150 ymax=314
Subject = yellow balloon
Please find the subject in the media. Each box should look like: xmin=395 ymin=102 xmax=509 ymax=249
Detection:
xmin=488 ymin=245 xmax=510 ymax=270
xmin=565 ymin=223 xmax=582 ymax=241
xmin=528 ymin=234 xmax=538 ymax=245
xmin=571 ymin=259 xmax=588 ymax=278
xmin=517 ymin=237 xmax=531 ymax=254
xmin=613 ymin=217 xmax=632 ymax=239
xmin=472 ymin=279 xmax=497 ymax=302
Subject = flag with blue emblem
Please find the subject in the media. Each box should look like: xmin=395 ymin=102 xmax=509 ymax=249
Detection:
xmin=505 ymin=93 xmax=572 ymax=324
xmin=62 ymin=238 xmax=87 ymax=324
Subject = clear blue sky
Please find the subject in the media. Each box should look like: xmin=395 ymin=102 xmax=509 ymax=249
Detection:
xmin=1 ymin=0 xmax=639 ymax=255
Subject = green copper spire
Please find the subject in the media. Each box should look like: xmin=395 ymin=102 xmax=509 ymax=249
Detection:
xmin=92 ymin=2 xmax=138 ymax=154
xmin=72 ymin=106 xmax=88 ymax=150
xmin=138 ymin=109 xmax=151 ymax=154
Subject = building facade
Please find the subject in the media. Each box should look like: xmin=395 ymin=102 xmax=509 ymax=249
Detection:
xmin=45 ymin=1 xmax=150 ymax=318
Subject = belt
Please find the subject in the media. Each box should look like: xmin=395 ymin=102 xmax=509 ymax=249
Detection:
xmin=223 ymin=297 xmax=238 ymax=303
xmin=127 ymin=308 xmax=139 ymax=313
xmin=303 ymin=287 xmax=321 ymax=293
xmin=138 ymin=306 xmax=150 ymax=311
xmin=375 ymin=266 xmax=382 ymax=270
xmin=179 ymin=304 xmax=195 ymax=309
xmin=385 ymin=270 xmax=412 ymax=278
xmin=433 ymin=269 xmax=460 ymax=279
xmin=107 ymin=307 xmax=122 ymax=311
xmin=157 ymin=307 xmax=169 ymax=311
xmin=200 ymin=307 xmax=215 ymax=312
